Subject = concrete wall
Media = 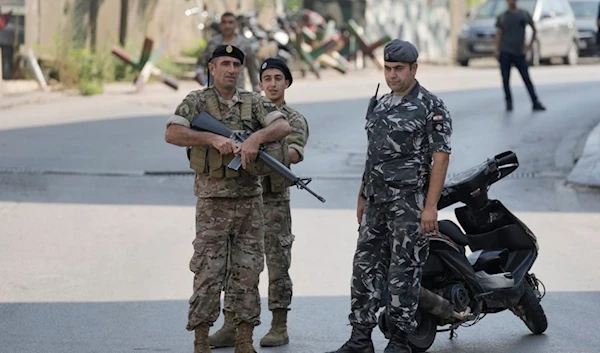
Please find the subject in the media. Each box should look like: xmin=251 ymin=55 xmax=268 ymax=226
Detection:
xmin=302 ymin=0 xmax=468 ymax=63
xmin=23 ymin=0 xmax=275 ymax=59
xmin=21 ymin=0 xmax=467 ymax=64
xmin=365 ymin=0 xmax=467 ymax=63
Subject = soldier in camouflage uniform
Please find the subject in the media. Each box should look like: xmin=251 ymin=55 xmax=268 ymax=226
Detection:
xmin=165 ymin=44 xmax=291 ymax=353
xmin=327 ymin=39 xmax=452 ymax=353
xmin=195 ymin=12 xmax=260 ymax=92
xmin=208 ymin=58 xmax=309 ymax=349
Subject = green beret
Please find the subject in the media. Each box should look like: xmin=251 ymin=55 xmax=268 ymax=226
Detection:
xmin=384 ymin=39 xmax=419 ymax=63
xmin=210 ymin=44 xmax=245 ymax=64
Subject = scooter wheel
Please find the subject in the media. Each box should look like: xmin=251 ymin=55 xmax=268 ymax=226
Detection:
xmin=378 ymin=309 xmax=437 ymax=352
xmin=516 ymin=282 xmax=548 ymax=334
xmin=408 ymin=309 xmax=437 ymax=352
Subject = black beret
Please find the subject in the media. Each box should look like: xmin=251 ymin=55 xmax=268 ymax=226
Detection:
xmin=260 ymin=58 xmax=293 ymax=87
xmin=210 ymin=44 xmax=245 ymax=64
xmin=384 ymin=39 xmax=419 ymax=63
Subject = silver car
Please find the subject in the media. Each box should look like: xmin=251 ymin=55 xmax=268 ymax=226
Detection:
xmin=568 ymin=0 xmax=600 ymax=56
xmin=457 ymin=0 xmax=580 ymax=66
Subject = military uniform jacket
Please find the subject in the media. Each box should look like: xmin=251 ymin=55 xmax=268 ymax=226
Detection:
xmin=166 ymin=87 xmax=281 ymax=198
xmin=362 ymin=81 xmax=452 ymax=204
xmin=262 ymin=102 xmax=309 ymax=203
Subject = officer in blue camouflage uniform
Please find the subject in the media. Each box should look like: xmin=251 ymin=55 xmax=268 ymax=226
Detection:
xmin=327 ymin=39 xmax=453 ymax=353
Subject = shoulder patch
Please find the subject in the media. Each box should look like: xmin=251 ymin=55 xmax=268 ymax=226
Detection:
xmin=178 ymin=104 xmax=190 ymax=117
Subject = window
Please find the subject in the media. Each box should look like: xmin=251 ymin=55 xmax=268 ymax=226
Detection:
xmin=569 ymin=0 xmax=600 ymax=18
xmin=472 ymin=0 xmax=538 ymax=19
xmin=540 ymin=0 xmax=554 ymax=16
xmin=551 ymin=0 xmax=568 ymax=15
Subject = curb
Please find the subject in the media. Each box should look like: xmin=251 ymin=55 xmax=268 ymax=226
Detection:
xmin=0 ymin=91 xmax=68 ymax=110
xmin=567 ymin=120 xmax=600 ymax=188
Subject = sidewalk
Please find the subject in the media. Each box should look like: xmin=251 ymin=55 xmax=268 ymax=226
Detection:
xmin=0 ymin=79 xmax=71 ymax=110
xmin=568 ymin=120 xmax=600 ymax=188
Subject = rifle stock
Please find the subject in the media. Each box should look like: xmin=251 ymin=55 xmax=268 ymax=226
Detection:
xmin=189 ymin=112 xmax=326 ymax=203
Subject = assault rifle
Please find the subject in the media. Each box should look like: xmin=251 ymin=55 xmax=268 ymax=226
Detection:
xmin=189 ymin=111 xmax=326 ymax=203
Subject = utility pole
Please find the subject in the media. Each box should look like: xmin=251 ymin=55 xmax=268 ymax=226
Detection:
xmin=119 ymin=0 xmax=129 ymax=46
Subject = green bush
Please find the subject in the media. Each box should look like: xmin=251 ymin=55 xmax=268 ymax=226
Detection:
xmin=78 ymin=80 xmax=104 ymax=96
xmin=113 ymin=59 xmax=137 ymax=82
xmin=181 ymin=39 xmax=207 ymax=58
xmin=155 ymin=55 xmax=185 ymax=79
xmin=43 ymin=34 xmax=116 ymax=96
xmin=69 ymin=48 xmax=114 ymax=95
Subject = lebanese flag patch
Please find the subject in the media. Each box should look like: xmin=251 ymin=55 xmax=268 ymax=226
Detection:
xmin=433 ymin=114 xmax=443 ymax=121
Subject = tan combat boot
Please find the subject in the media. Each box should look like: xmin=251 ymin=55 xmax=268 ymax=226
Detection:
xmin=235 ymin=322 xmax=257 ymax=353
xmin=260 ymin=309 xmax=289 ymax=347
xmin=194 ymin=323 xmax=212 ymax=353
xmin=208 ymin=310 xmax=237 ymax=348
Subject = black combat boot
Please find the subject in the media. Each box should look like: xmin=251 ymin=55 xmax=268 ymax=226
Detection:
xmin=506 ymin=100 xmax=513 ymax=112
xmin=325 ymin=324 xmax=375 ymax=353
xmin=532 ymin=101 xmax=546 ymax=111
xmin=383 ymin=329 xmax=411 ymax=353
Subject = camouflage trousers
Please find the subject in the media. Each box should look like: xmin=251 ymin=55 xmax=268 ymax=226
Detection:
xmin=223 ymin=199 xmax=294 ymax=312
xmin=186 ymin=196 xmax=265 ymax=331
xmin=349 ymin=192 xmax=429 ymax=334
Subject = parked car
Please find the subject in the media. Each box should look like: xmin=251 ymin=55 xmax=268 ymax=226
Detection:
xmin=568 ymin=0 xmax=600 ymax=55
xmin=457 ymin=0 xmax=580 ymax=66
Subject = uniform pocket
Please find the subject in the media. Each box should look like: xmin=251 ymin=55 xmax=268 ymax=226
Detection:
xmin=207 ymin=148 xmax=224 ymax=178
xmin=387 ymin=124 xmax=417 ymax=155
xmin=413 ymin=234 xmax=430 ymax=267
xmin=279 ymin=233 xmax=295 ymax=247
xmin=188 ymin=291 xmax=198 ymax=304
xmin=189 ymin=242 xmax=207 ymax=273
xmin=382 ymin=163 xmax=420 ymax=189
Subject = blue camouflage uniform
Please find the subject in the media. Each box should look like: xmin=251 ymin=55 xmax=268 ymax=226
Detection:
xmin=350 ymin=43 xmax=453 ymax=335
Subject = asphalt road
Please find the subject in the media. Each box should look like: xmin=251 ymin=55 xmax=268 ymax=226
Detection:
xmin=1 ymin=64 xmax=600 ymax=353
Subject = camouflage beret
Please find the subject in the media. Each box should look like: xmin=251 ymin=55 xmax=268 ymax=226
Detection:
xmin=384 ymin=39 xmax=419 ymax=63
xmin=210 ymin=44 xmax=245 ymax=64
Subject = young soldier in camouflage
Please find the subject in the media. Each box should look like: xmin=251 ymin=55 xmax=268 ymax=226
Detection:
xmin=208 ymin=58 xmax=309 ymax=349
xmin=165 ymin=44 xmax=291 ymax=353
xmin=327 ymin=39 xmax=452 ymax=353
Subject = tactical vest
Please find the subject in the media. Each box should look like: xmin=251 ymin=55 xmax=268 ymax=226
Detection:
xmin=263 ymin=105 xmax=294 ymax=194
xmin=188 ymin=88 xmax=253 ymax=178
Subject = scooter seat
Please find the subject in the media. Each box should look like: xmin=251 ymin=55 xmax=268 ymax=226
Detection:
xmin=438 ymin=220 xmax=469 ymax=247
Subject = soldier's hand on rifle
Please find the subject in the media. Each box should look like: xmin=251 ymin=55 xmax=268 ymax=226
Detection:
xmin=234 ymin=136 xmax=260 ymax=169
xmin=211 ymin=136 xmax=237 ymax=155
